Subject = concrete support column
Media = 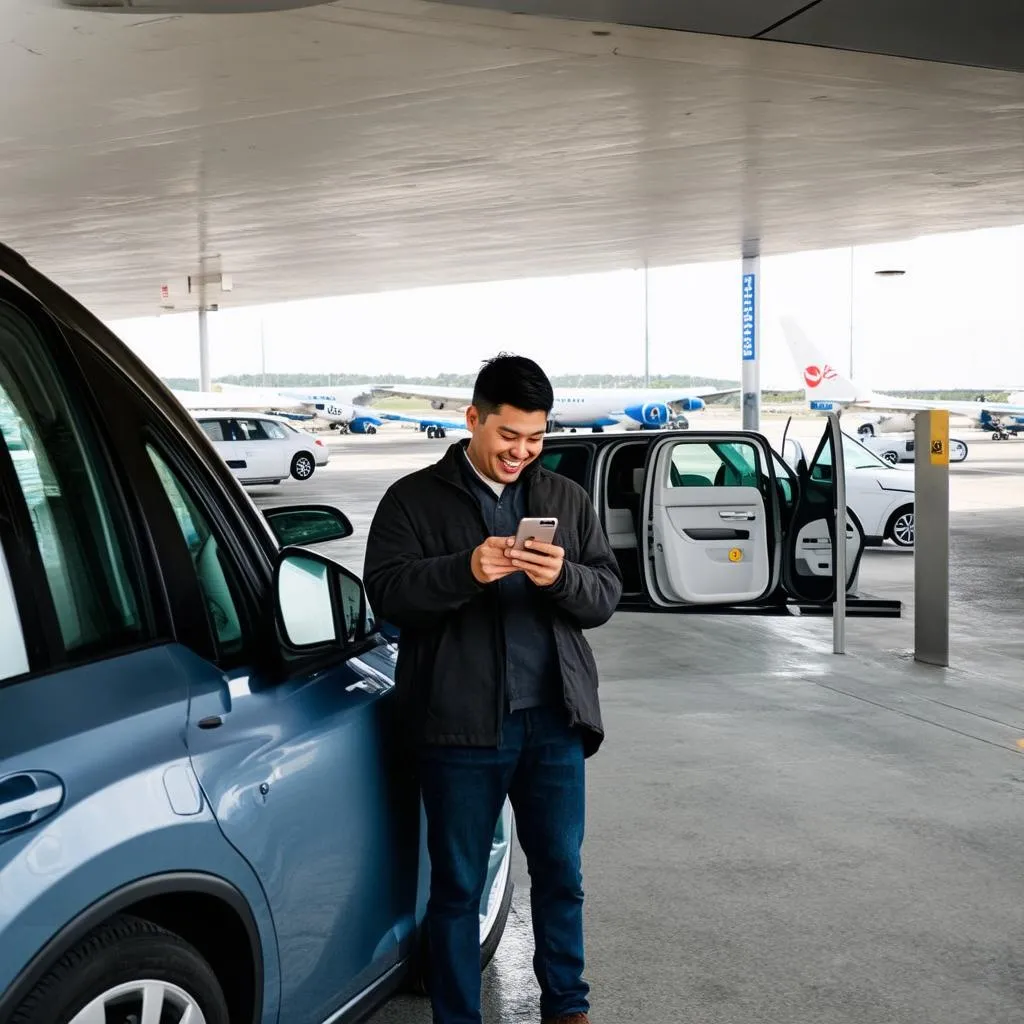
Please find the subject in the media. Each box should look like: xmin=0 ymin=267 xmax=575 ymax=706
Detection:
xmin=914 ymin=410 xmax=950 ymax=666
xmin=741 ymin=253 xmax=761 ymax=431
xmin=198 ymin=306 xmax=211 ymax=394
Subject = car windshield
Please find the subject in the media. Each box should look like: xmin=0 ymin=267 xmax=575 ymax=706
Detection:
xmin=817 ymin=433 xmax=893 ymax=471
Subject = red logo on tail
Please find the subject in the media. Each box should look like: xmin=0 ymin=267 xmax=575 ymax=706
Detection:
xmin=804 ymin=364 xmax=837 ymax=389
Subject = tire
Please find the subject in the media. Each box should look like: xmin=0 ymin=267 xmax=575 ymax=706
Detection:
xmin=858 ymin=423 xmax=875 ymax=437
xmin=290 ymin=451 xmax=315 ymax=480
xmin=993 ymin=431 xmax=1003 ymax=441
xmin=366 ymin=425 xmax=378 ymax=435
xmin=10 ymin=914 xmax=230 ymax=1024
xmin=881 ymin=450 xmax=900 ymax=465
xmin=886 ymin=505 xmax=915 ymax=548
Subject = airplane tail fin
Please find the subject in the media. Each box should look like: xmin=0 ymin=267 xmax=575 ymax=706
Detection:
xmin=778 ymin=316 xmax=868 ymax=404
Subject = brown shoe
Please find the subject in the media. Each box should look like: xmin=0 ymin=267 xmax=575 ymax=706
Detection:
xmin=543 ymin=1016 xmax=590 ymax=1024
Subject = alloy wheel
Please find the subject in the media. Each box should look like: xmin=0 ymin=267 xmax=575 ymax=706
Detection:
xmin=68 ymin=979 xmax=206 ymax=1024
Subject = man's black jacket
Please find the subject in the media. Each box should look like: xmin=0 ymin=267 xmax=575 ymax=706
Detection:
xmin=363 ymin=441 xmax=622 ymax=757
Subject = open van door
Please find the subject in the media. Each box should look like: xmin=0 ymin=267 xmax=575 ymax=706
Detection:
xmin=780 ymin=416 xmax=864 ymax=603
xmin=639 ymin=433 xmax=783 ymax=607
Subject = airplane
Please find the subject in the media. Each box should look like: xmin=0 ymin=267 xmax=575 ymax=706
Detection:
xmin=779 ymin=317 xmax=1024 ymax=436
xmin=370 ymin=383 xmax=737 ymax=435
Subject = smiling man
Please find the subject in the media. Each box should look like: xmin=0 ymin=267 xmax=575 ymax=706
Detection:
xmin=364 ymin=354 xmax=622 ymax=1024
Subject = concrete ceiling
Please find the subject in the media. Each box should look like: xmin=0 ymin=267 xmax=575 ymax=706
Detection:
xmin=2 ymin=0 xmax=1022 ymax=321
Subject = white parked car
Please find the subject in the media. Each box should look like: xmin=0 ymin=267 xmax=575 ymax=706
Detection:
xmin=193 ymin=411 xmax=329 ymax=485
xmin=857 ymin=430 xmax=968 ymax=465
xmin=785 ymin=432 xmax=916 ymax=547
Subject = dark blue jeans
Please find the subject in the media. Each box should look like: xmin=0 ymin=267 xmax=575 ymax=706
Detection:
xmin=419 ymin=706 xmax=589 ymax=1024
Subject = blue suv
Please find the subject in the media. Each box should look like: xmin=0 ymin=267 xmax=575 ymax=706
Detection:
xmin=0 ymin=244 xmax=513 ymax=1024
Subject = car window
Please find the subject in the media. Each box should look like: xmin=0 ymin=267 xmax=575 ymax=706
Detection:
xmin=235 ymin=419 xmax=270 ymax=441
xmin=0 ymin=306 xmax=143 ymax=662
xmin=0 ymin=544 xmax=29 ymax=681
xmin=771 ymin=453 xmax=796 ymax=509
xmin=146 ymin=444 xmax=244 ymax=662
xmin=199 ymin=420 xmax=226 ymax=442
xmin=668 ymin=441 xmax=761 ymax=488
xmin=811 ymin=433 xmax=889 ymax=480
xmin=261 ymin=420 xmax=289 ymax=440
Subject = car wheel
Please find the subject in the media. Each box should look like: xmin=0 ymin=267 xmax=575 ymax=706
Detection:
xmin=290 ymin=452 xmax=315 ymax=480
xmin=409 ymin=805 xmax=515 ymax=995
xmin=881 ymin=450 xmax=900 ymax=465
xmin=10 ymin=914 xmax=230 ymax=1024
xmin=886 ymin=505 xmax=915 ymax=548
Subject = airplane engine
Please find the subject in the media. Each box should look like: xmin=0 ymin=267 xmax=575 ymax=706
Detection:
xmin=674 ymin=397 xmax=706 ymax=412
xmin=349 ymin=416 xmax=382 ymax=435
xmin=624 ymin=402 xmax=670 ymax=428
xmin=868 ymin=411 xmax=917 ymax=436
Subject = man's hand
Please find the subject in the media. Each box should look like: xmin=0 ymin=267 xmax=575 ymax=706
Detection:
xmin=506 ymin=539 xmax=565 ymax=588
xmin=472 ymin=536 xmax=520 ymax=585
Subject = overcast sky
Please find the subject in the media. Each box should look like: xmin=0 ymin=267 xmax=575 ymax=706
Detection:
xmin=110 ymin=223 xmax=1024 ymax=391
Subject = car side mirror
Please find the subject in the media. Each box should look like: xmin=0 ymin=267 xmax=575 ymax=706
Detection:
xmin=274 ymin=547 xmax=367 ymax=650
xmin=263 ymin=504 xmax=354 ymax=547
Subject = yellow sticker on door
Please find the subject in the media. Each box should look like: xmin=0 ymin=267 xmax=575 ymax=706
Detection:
xmin=728 ymin=547 xmax=743 ymax=563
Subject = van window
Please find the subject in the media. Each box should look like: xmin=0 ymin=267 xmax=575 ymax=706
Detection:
xmin=0 ymin=302 xmax=143 ymax=661
xmin=539 ymin=446 xmax=590 ymax=487
xmin=668 ymin=441 xmax=761 ymax=488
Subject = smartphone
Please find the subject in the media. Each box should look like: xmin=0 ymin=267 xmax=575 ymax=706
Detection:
xmin=513 ymin=517 xmax=558 ymax=551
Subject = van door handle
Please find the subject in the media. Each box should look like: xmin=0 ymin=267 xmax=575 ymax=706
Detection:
xmin=719 ymin=510 xmax=755 ymax=521
xmin=0 ymin=771 xmax=64 ymax=835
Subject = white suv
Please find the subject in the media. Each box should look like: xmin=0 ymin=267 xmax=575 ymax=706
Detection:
xmin=193 ymin=411 xmax=328 ymax=485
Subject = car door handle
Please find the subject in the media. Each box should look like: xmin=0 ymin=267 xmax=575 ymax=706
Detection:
xmin=346 ymin=680 xmax=379 ymax=694
xmin=719 ymin=510 xmax=755 ymax=521
xmin=0 ymin=771 xmax=64 ymax=835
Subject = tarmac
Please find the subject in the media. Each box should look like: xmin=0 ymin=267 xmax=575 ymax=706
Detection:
xmin=248 ymin=420 xmax=1024 ymax=1024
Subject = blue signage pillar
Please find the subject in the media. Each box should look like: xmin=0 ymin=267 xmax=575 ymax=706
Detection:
xmin=741 ymin=252 xmax=761 ymax=431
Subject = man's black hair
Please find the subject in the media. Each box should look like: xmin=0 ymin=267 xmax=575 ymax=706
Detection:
xmin=472 ymin=353 xmax=554 ymax=419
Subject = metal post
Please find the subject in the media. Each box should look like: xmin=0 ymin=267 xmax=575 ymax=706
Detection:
xmin=643 ymin=261 xmax=650 ymax=389
xmin=198 ymin=306 xmax=211 ymax=393
xmin=741 ymin=253 xmax=760 ymax=431
xmin=914 ymin=410 xmax=950 ymax=666
xmin=261 ymin=318 xmax=267 ymax=387
xmin=829 ymin=411 xmax=847 ymax=654
xmin=848 ymin=246 xmax=855 ymax=379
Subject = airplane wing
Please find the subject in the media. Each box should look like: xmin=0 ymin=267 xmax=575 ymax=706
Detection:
xmin=372 ymin=384 xmax=474 ymax=408
xmin=378 ymin=412 xmax=467 ymax=431
xmin=171 ymin=388 xmax=309 ymax=411
xmin=854 ymin=393 xmax=1024 ymax=418
xmin=667 ymin=387 xmax=739 ymax=407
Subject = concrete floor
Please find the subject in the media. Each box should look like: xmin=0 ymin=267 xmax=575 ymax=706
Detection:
xmin=248 ymin=424 xmax=1024 ymax=1024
